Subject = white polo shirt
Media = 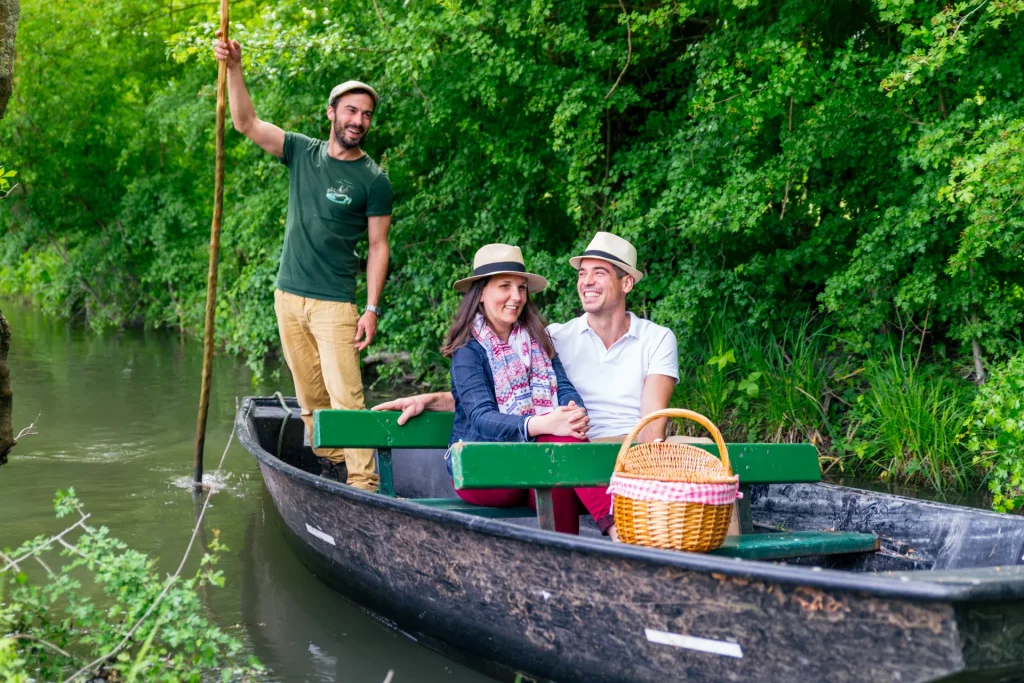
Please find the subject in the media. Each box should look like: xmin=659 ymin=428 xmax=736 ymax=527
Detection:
xmin=547 ymin=312 xmax=679 ymax=439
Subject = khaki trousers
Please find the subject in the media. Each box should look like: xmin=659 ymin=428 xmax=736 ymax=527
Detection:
xmin=274 ymin=290 xmax=377 ymax=491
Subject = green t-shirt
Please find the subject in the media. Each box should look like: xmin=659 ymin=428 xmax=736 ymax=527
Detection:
xmin=276 ymin=132 xmax=393 ymax=303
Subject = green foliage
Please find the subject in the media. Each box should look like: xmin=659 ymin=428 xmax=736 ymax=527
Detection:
xmin=677 ymin=315 xmax=843 ymax=445
xmin=840 ymin=353 xmax=975 ymax=492
xmin=2 ymin=0 xmax=1024 ymax=386
xmin=675 ymin=316 xmax=984 ymax=494
xmin=0 ymin=166 xmax=13 ymax=196
xmin=0 ymin=489 xmax=260 ymax=681
xmin=969 ymin=353 xmax=1024 ymax=512
xmin=0 ymin=0 xmax=1021 ymax=504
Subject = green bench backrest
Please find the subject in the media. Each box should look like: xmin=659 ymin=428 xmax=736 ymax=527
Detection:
xmin=314 ymin=410 xmax=453 ymax=448
xmin=450 ymin=442 xmax=821 ymax=488
xmin=314 ymin=409 xmax=820 ymax=487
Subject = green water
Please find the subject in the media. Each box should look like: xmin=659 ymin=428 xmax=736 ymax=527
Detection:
xmin=0 ymin=301 xmax=493 ymax=683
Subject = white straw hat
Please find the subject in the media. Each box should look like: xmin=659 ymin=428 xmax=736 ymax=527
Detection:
xmin=569 ymin=232 xmax=644 ymax=282
xmin=453 ymin=244 xmax=549 ymax=293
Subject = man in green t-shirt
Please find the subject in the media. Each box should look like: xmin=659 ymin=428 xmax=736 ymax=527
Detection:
xmin=215 ymin=36 xmax=391 ymax=492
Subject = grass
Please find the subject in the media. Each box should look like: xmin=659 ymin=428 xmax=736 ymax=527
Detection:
xmin=842 ymin=353 xmax=975 ymax=492
xmin=676 ymin=315 xmax=844 ymax=445
xmin=673 ymin=316 xmax=982 ymax=494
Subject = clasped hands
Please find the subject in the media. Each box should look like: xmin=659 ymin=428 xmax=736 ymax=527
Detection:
xmin=528 ymin=400 xmax=589 ymax=440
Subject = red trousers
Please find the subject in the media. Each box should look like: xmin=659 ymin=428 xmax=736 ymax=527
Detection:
xmin=454 ymin=435 xmax=615 ymax=534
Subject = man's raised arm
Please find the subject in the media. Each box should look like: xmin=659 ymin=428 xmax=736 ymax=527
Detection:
xmin=372 ymin=393 xmax=455 ymax=425
xmin=214 ymin=34 xmax=285 ymax=158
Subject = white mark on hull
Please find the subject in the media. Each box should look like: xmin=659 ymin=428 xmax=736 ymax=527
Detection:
xmin=645 ymin=628 xmax=743 ymax=658
xmin=305 ymin=523 xmax=336 ymax=546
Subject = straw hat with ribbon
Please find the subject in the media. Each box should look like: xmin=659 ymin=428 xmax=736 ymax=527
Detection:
xmin=569 ymin=232 xmax=644 ymax=283
xmin=453 ymin=244 xmax=549 ymax=294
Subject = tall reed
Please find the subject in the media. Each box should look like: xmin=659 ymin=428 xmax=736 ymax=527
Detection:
xmin=676 ymin=315 xmax=842 ymax=442
xmin=846 ymin=353 xmax=976 ymax=492
xmin=674 ymin=316 xmax=981 ymax=493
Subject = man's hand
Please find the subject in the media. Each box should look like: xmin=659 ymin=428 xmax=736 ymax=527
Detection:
xmin=531 ymin=401 xmax=589 ymax=439
xmin=354 ymin=311 xmax=378 ymax=351
xmin=213 ymin=31 xmax=241 ymax=69
xmin=372 ymin=395 xmax=430 ymax=425
xmin=212 ymin=30 xmax=285 ymax=156
xmin=565 ymin=400 xmax=590 ymax=439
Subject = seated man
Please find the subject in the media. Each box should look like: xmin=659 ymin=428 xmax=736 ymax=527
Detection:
xmin=375 ymin=232 xmax=682 ymax=443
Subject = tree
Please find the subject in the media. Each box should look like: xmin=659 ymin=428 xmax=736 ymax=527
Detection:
xmin=0 ymin=0 xmax=16 ymax=119
xmin=0 ymin=0 xmax=15 ymax=464
xmin=1 ymin=0 xmax=1023 ymax=386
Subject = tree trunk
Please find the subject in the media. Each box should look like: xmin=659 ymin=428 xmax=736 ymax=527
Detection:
xmin=0 ymin=0 xmax=16 ymax=465
xmin=0 ymin=310 xmax=12 ymax=464
xmin=0 ymin=0 xmax=18 ymax=119
xmin=972 ymin=329 xmax=986 ymax=385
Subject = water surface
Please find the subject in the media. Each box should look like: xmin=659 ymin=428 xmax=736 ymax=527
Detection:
xmin=0 ymin=301 xmax=493 ymax=683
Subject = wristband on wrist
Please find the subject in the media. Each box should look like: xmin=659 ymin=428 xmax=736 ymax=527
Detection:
xmin=364 ymin=304 xmax=382 ymax=316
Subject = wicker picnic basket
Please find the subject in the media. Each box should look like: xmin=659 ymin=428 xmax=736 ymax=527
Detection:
xmin=610 ymin=409 xmax=740 ymax=552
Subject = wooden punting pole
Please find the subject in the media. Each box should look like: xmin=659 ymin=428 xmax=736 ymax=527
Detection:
xmin=194 ymin=0 xmax=230 ymax=489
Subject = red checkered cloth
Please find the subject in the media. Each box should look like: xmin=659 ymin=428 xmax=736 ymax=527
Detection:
xmin=606 ymin=474 xmax=742 ymax=513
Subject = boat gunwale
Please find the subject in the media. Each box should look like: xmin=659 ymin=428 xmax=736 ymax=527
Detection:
xmin=237 ymin=396 xmax=1024 ymax=604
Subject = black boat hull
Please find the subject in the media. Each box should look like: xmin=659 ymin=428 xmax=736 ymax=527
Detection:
xmin=239 ymin=397 xmax=1024 ymax=683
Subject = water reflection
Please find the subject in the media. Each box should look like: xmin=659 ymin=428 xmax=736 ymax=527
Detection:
xmin=0 ymin=300 xmax=493 ymax=682
xmin=240 ymin=490 xmax=488 ymax=682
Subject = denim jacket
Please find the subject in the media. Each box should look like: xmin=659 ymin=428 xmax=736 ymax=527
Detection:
xmin=447 ymin=339 xmax=585 ymax=459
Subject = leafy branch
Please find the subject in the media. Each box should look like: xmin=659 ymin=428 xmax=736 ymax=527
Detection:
xmin=0 ymin=408 xmax=257 ymax=682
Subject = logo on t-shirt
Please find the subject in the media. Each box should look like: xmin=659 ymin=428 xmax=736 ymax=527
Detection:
xmin=326 ymin=183 xmax=352 ymax=205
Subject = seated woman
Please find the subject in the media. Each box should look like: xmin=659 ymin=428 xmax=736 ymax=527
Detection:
xmin=442 ymin=243 xmax=615 ymax=536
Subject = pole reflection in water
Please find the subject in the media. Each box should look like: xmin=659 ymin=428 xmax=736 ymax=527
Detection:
xmin=0 ymin=299 xmax=495 ymax=682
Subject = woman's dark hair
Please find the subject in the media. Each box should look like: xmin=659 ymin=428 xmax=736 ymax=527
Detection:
xmin=441 ymin=277 xmax=555 ymax=359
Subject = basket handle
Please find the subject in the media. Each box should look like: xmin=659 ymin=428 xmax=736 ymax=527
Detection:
xmin=613 ymin=409 xmax=732 ymax=476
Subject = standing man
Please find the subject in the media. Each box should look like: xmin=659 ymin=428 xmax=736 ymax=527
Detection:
xmin=374 ymin=232 xmax=679 ymax=443
xmin=215 ymin=36 xmax=391 ymax=491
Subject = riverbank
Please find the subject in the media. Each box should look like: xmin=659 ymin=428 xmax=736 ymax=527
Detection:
xmin=4 ymin=288 xmax=1020 ymax=510
xmin=4 ymin=0 xmax=1024 ymax=412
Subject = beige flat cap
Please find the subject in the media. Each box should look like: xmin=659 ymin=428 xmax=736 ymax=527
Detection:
xmin=328 ymin=80 xmax=379 ymax=108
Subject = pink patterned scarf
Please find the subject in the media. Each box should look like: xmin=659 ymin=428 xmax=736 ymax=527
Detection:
xmin=472 ymin=313 xmax=558 ymax=417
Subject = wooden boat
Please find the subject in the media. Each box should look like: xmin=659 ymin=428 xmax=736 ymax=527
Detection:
xmin=237 ymin=396 xmax=1024 ymax=683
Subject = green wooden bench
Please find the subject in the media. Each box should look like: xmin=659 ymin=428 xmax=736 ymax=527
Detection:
xmin=315 ymin=408 xmax=455 ymax=497
xmin=314 ymin=409 xmax=878 ymax=561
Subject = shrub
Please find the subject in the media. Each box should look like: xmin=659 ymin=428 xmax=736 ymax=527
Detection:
xmin=0 ymin=489 xmax=261 ymax=682
xmin=969 ymin=353 xmax=1024 ymax=512
xmin=676 ymin=322 xmax=984 ymax=495
xmin=675 ymin=315 xmax=846 ymax=445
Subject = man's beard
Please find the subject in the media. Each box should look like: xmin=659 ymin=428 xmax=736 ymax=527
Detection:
xmin=333 ymin=123 xmax=365 ymax=149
